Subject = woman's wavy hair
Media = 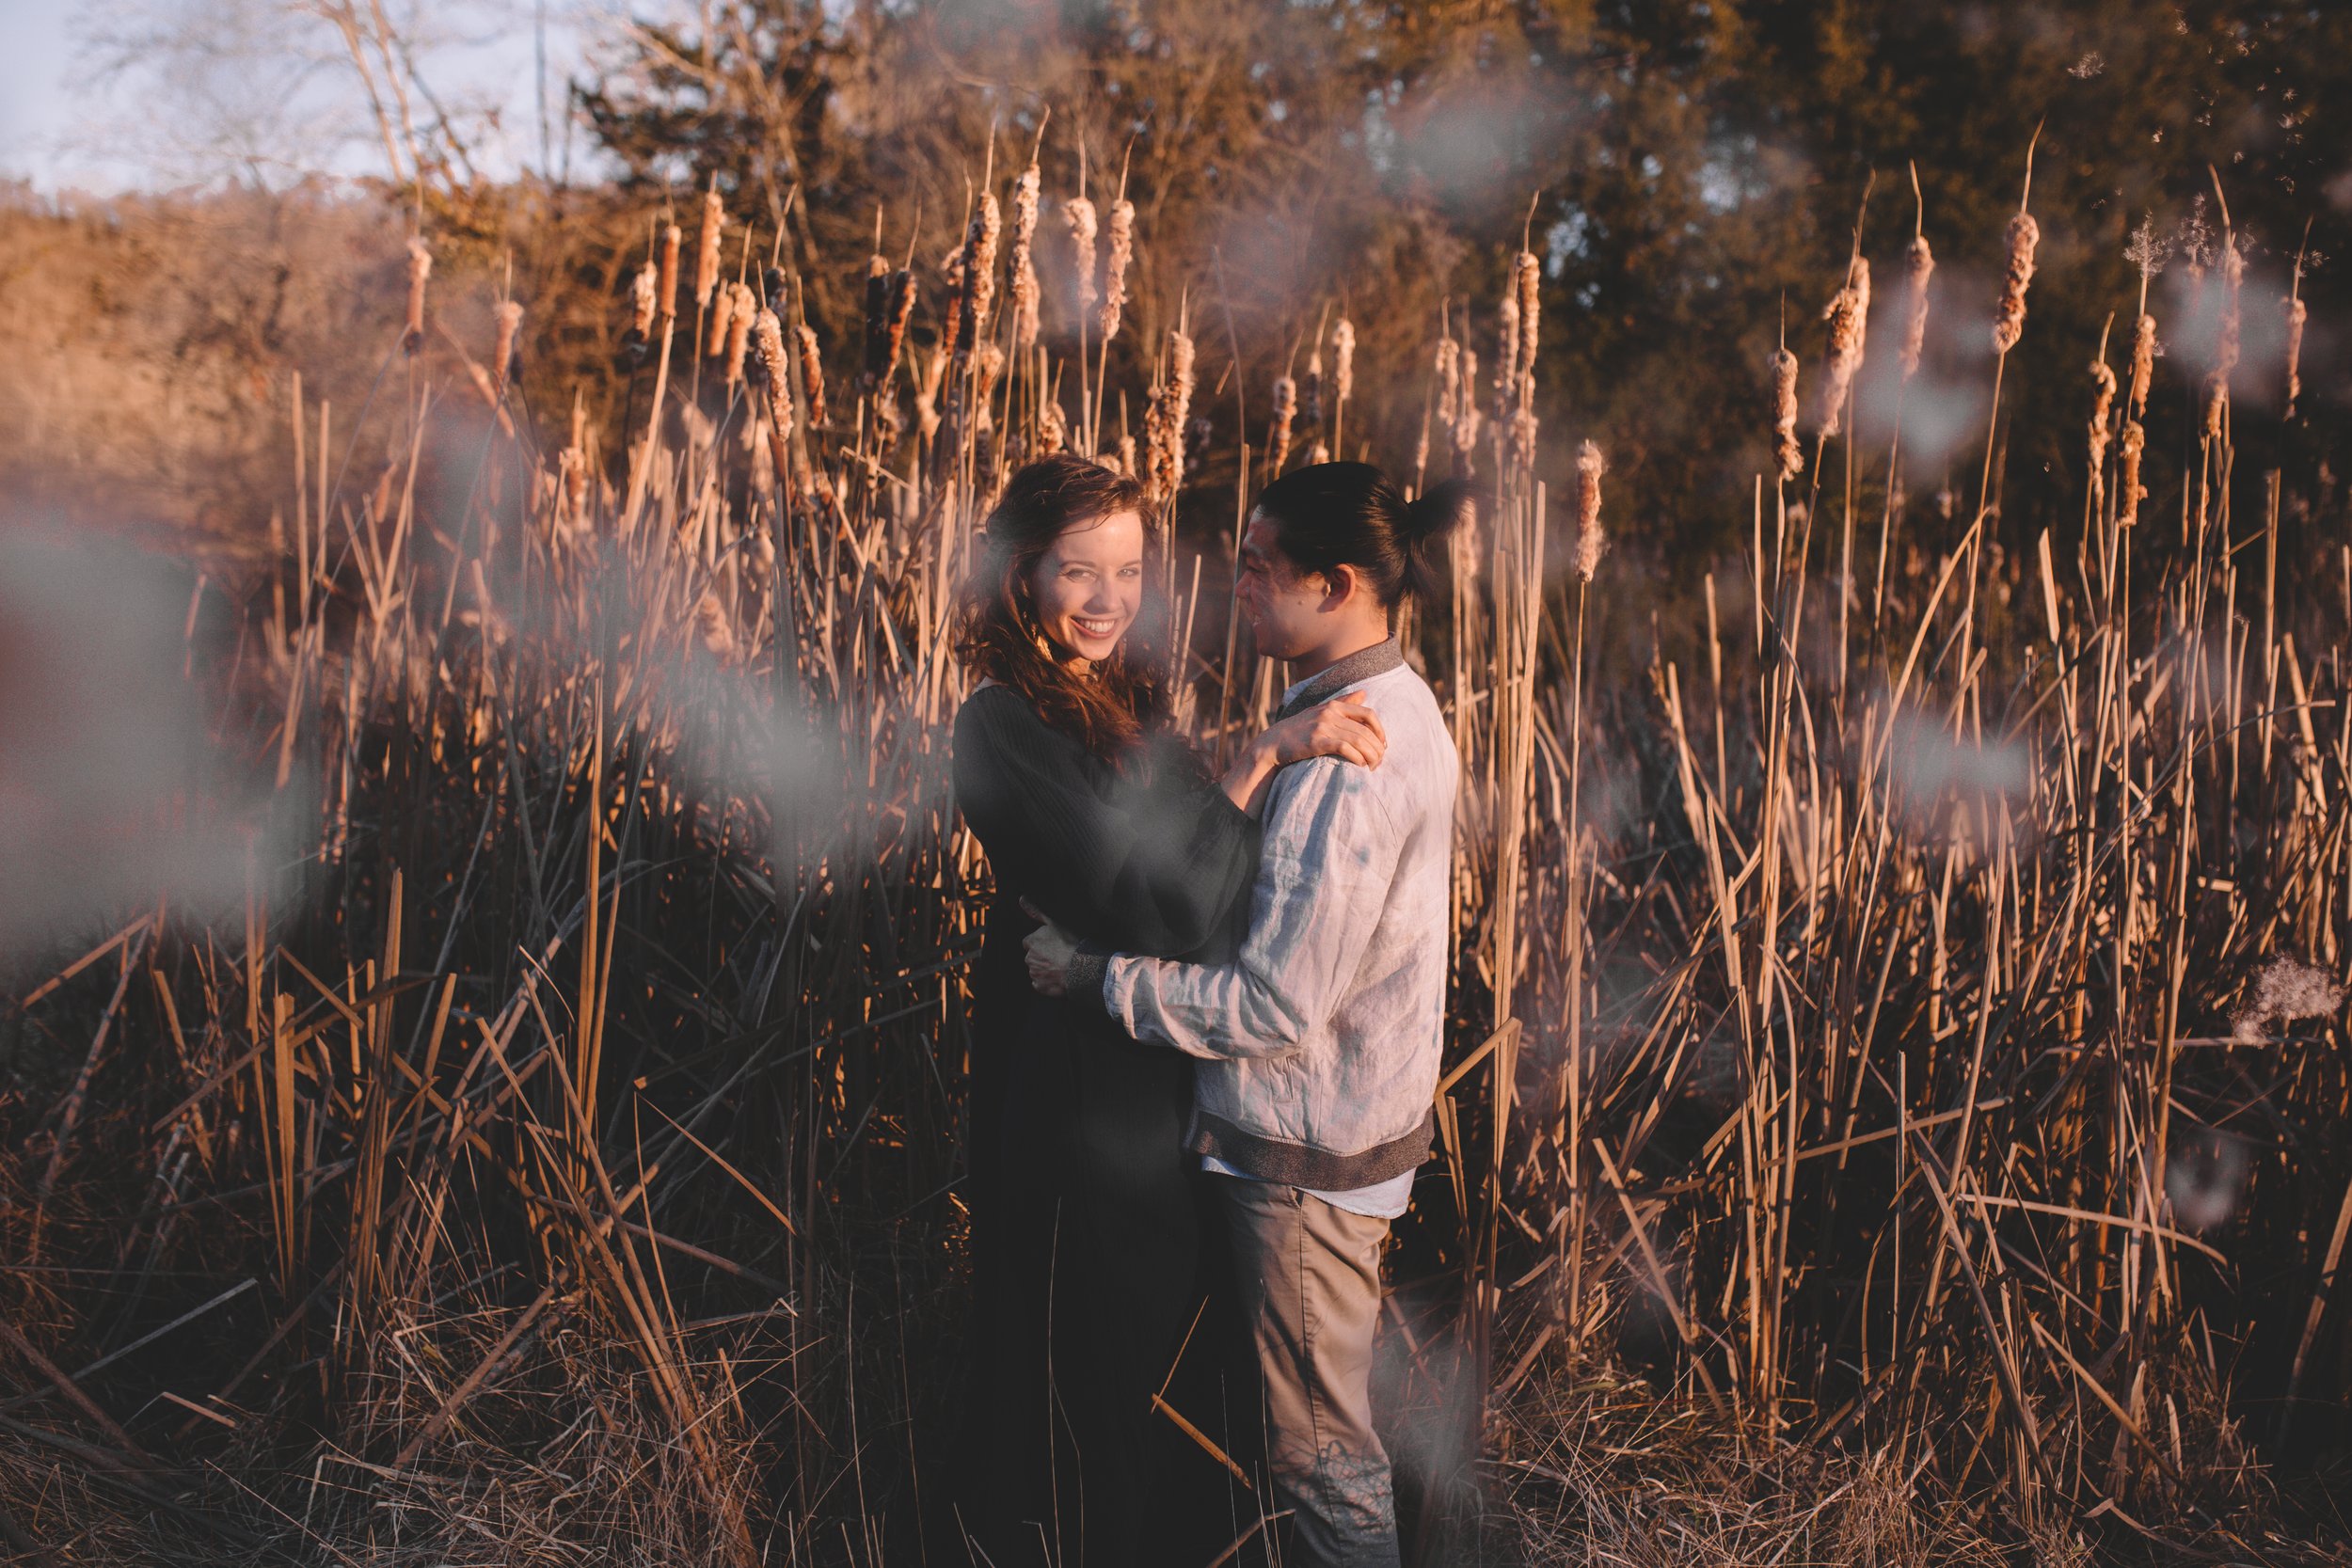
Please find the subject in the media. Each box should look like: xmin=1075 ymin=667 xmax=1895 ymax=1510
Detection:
xmin=954 ymin=455 xmax=1171 ymax=760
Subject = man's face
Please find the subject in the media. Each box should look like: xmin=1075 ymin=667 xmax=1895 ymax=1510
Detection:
xmin=1234 ymin=511 xmax=1328 ymax=660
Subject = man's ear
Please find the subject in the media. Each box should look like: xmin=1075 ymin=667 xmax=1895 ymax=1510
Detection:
xmin=1319 ymin=562 xmax=1364 ymax=611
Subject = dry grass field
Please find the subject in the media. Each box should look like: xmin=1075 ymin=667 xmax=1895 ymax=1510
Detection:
xmin=2 ymin=134 xmax=2350 ymax=1566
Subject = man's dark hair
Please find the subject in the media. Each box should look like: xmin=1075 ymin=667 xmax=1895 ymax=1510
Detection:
xmin=1252 ymin=462 xmax=1474 ymax=609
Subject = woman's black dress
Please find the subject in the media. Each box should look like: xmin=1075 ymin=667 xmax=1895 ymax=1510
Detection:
xmin=951 ymin=685 xmax=1262 ymax=1568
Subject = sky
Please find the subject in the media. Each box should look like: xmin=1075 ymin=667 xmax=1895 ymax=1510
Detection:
xmin=0 ymin=0 xmax=622 ymax=194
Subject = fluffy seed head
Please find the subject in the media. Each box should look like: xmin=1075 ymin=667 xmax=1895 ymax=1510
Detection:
xmin=631 ymin=261 xmax=659 ymax=339
xmin=1098 ymin=199 xmax=1136 ymax=342
xmin=1772 ymin=346 xmax=1803 ymax=481
xmin=2204 ymin=243 xmax=2243 ymax=441
xmin=1037 ymin=395 xmax=1067 ymax=456
xmin=723 ymin=282 xmax=755 ymax=386
xmin=1451 ymin=349 xmax=1482 ymax=474
xmin=1992 ymin=212 xmax=2039 ymax=355
xmin=753 ymin=308 xmax=794 ymax=442
xmin=959 ymin=194 xmax=1003 ymax=353
xmin=491 ymin=301 xmax=524 ymax=399
xmin=1514 ymin=251 xmax=1542 ymax=381
xmin=2087 ymin=358 xmax=2117 ymax=509
xmin=1572 ymin=440 xmax=1605 ymax=582
xmin=1267 ymin=373 xmax=1296 ymax=474
xmin=658 ymin=223 xmax=683 ymax=321
xmin=1009 ymin=165 xmax=1042 ymax=350
xmin=795 ymin=323 xmax=827 ymax=430
xmin=1142 ymin=329 xmax=1197 ymax=504
xmin=706 ymin=272 xmax=739 ymax=357
xmin=2118 ymin=420 xmax=2146 ymax=530
xmin=1899 ymin=234 xmax=1933 ymax=380
xmin=2128 ymin=312 xmax=2157 ymax=413
xmin=1062 ymin=196 xmax=1100 ymax=313
xmin=1819 ymin=255 xmax=1871 ymax=438
xmin=2233 ymin=956 xmax=2346 ymax=1041
xmin=1331 ymin=319 xmax=1355 ymax=408
xmin=2285 ymin=295 xmax=2307 ymax=416
xmin=404 ymin=236 xmax=432 ymax=353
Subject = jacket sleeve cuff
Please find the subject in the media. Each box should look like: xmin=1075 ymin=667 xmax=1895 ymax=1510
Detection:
xmin=1066 ymin=944 xmax=1111 ymax=1013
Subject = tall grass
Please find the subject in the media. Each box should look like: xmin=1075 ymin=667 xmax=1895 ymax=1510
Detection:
xmin=3 ymin=146 xmax=2349 ymax=1566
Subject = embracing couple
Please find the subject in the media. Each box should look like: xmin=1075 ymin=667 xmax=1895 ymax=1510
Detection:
xmin=948 ymin=453 xmax=1466 ymax=1568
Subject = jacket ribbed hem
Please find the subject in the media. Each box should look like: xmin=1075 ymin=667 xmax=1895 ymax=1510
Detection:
xmin=1185 ymin=1106 xmax=1434 ymax=1190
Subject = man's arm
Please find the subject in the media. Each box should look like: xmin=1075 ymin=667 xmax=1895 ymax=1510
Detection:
xmin=1072 ymin=756 xmax=1404 ymax=1061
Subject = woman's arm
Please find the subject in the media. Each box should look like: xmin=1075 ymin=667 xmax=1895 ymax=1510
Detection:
xmin=1217 ymin=697 xmax=1389 ymax=816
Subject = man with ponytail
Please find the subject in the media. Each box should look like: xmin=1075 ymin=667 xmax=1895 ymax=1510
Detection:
xmin=1026 ymin=462 xmax=1469 ymax=1568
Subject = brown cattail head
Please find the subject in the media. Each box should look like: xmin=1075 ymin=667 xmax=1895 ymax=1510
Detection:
xmin=959 ymin=195 xmax=1003 ymax=355
xmin=1301 ymin=350 xmax=1325 ymax=433
xmin=1819 ymin=255 xmax=1871 ymax=438
xmin=631 ymin=261 xmax=659 ymax=340
xmin=491 ymin=300 xmax=524 ymax=400
xmin=693 ymin=188 xmax=724 ymax=310
xmin=884 ymin=270 xmax=916 ymax=389
xmin=1495 ymin=294 xmax=1521 ymax=420
xmin=1772 ymin=346 xmax=1803 ymax=481
xmin=2087 ymin=357 xmax=2117 ymax=509
xmin=1514 ymin=251 xmax=1542 ymax=382
xmin=723 ymin=282 xmax=755 ymax=387
xmin=860 ymin=256 xmax=890 ymax=385
xmin=706 ymin=272 xmax=739 ymax=358
xmin=795 ymin=322 xmax=828 ymax=430
xmin=2285 ymin=294 xmax=2308 ymax=417
xmin=1451 ymin=349 xmax=1482 ymax=475
xmin=1063 ymin=196 xmax=1100 ymax=315
xmin=1992 ymin=212 xmax=2039 ymax=355
xmin=2118 ymin=420 xmax=2146 ymax=529
xmin=1037 ymin=395 xmax=1068 ymax=456
xmin=939 ymin=245 xmax=966 ymax=364
xmin=1899 ymin=234 xmax=1933 ymax=381
xmin=1141 ymin=329 xmax=1197 ymax=504
xmin=1331 ymin=319 xmax=1355 ymax=410
xmin=2128 ymin=311 xmax=2157 ymax=414
xmin=1572 ymin=439 xmax=1605 ymax=582
xmin=1098 ymin=198 xmax=1136 ymax=342
xmin=404 ymin=236 xmax=432 ymax=355
xmin=658 ymin=223 xmax=683 ymax=321
xmin=2204 ymin=242 xmax=2243 ymax=441
xmin=1268 ymin=373 xmax=1297 ymax=474
xmin=972 ymin=342 xmax=1007 ymax=429
xmin=753 ymin=308 xmax=794 ymax=445
xmin=1009 ymin=164 xmax=1042 ymax=350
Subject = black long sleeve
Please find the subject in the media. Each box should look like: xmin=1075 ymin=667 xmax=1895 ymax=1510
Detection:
xmin=952 ymin=686 xmax=1259 ymax=958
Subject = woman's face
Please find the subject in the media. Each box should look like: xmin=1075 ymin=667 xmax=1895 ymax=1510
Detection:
xmin=1029 ymin=509 xmax=1146 ymax=667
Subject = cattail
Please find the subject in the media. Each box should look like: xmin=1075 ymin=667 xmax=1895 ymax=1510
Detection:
xmin=1008 ymin=164 xmax=1041 ymax=350
xmin=959 ymin=195 xmax=1002 ymax=355
xmin=1515 ymin=251 xmax=1542 ymax=383
xmin=753 ymin=309 xmax=794 ymax=446
xmin=1435 ymin=338 xmax=1461 ymax=432
xmin=883 ymin=270 xmax=915 ymax=389
xmin=693 ymin=188 xmax=724 ymax=311
xmin=1116 ymin=431 xmax=1137 ymax=477
xmin=795 ymin=323 xmax=827 ymax=430
xmin=2285 ymin=294 xmax=2307 ymax=418
xmin=1451 ymin=349 xmax=1482 ymax=475
xmin=1063 ymin=196 xmax=1099 ymax=316
xmin=1898 ymin=235 xmax=1933 ymax=381
xmin=658 ymin=223 xmax=683 ymax=321
xmin=1572 ymin=440 xmax=1605 ymax=582
xmin=1142 ymin=330 xmax=1196 ymax=503
xmin=2128 ymin=312 xmax=2157 ymax=415
xmin=1037 ymin=396 xmax=1068 ymax=455
xmin=1992 ymin=212 xmax=2039 ymax=355
xmin=404 ymin=236 xmax=431 ymax=355
xmin=1772 ymin=346 xmax=1803 ymax=481
xmin=1301 ymin=350 xmax=1324 ymax=434
xmin=1267 ymin=374 xmax=1296 ymax=474
xmin=2204 ymin=242 xmax=2242 ymax=441
xmin=2118 ymin=420 xmax=2146 ymax=529
xmin=1495 ymin=294 xmax=1521 ymax=420
xmin=1819 ymin=255 xmax=1870 ymax=438
xmin=859 ymin=256 xmax=890 ymax=384
xmin=705 ymin=273 xmax=739 ymax=358
xmin=2087 ymin=358 xmax=2117 ymax=509
xmin=938 ymin=245 xmax=966 ymax=365
xmin=490 ymin=301 xmax=524 ymax=401
xmin=1509 ymin=394 xmax=1538 ymax=469
xmin=1331 ymin=319 xmax=1355 ymax=411
xmin=695 ymin=590 xmax=737 ymax=660
xmin=723 ymin=282 xmax=755 ymax=387
xmin=631 ymin=261 xmax=659 ymax=340
xmin=1098 ymin=198 xmax=1135 ymax=342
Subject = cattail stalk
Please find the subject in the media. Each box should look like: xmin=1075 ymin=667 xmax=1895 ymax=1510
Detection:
xmin=1820 ymin=256 xmax=1870 ymax=438
xmin=2204 ymin=243 xmax=2242 ymax=440
xmin=1772 ymin=347 xmax=1803 ymax=481
xmin=1992 ymin=212 xmax=2039 ymax=355
xmin=404 ymin=236 xmax=431 ymax=356
xmin=693 ymin=188 xmax=724 ymax=311
xmin=1008 ymin=164 xmax=1041 ymax=350
xmin=1573 ymin=440 xmax=1605 ymax=582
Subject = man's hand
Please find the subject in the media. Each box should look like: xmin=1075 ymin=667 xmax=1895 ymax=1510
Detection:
xmin=1020 ymin=899 xmax=1080 ymax=997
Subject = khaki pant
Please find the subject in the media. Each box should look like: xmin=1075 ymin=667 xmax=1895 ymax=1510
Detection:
xmin=1216 ymin=1177 xmax=1399 ymax=1568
